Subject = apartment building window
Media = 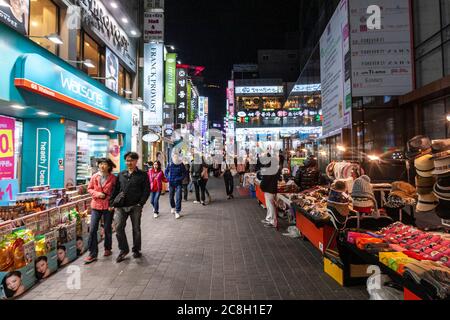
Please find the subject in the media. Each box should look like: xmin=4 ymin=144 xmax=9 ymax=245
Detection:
xmin=82 ymin=34 xmax=102 ymax=78
xmin=262 ymin=55 xmax=269 ymax=61
xmin=29 ymin=0 xmax=59 ymax=55
xmin=414 ymin=0 xmax=450 ymax=87
xmin=118 ymin=65 xmax=132 ymax=97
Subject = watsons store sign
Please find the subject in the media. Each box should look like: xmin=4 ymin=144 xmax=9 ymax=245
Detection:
xmin=36 ymin=128 xmax=51 ymax=186
xmin=14 ymin=54 xmax=118 ymax=120
xmin=60 ymin=72 xmax=104 ymax=109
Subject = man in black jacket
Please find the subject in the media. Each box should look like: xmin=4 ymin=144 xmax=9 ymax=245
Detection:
xmin=110 ymin=152 xmax=150 ymax=262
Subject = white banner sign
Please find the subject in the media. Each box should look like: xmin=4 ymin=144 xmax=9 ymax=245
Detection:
xmin=235 ymin=86 xmax=283 ymax=95
xmin=105 ymin=48 xmax=119 ymax=94
xmin=320 ymin=0 xmax=351 ymax=136
xmin=144 ymin=12 xmax=164 ymax=42
xmin=143 ymin=43 xmax=164 ymax=126
xmin=349 ymin=0 xmax=413 ymax=96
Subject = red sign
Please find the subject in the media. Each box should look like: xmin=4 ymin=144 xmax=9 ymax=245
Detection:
xmin=0 ymin=116 xmax=15 ymax=180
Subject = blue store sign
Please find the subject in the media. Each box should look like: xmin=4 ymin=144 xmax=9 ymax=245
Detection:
xmin=14 ymin=54 xmax=119 ymax=120
xmin=36 ymin=128 xmax=51 ymax=186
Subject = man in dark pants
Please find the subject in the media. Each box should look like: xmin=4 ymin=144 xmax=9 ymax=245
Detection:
xmin=110 ymin=152 xmax=150 ymax=263
xmin=165 ymin=153 xmax=187 ymax=218
xmin=222 ymin=161 xmax=235 ymax=199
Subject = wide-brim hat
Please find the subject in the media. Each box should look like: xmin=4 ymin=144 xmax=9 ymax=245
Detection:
xmin=415 ymin=175 xmax=436 ymax=195
xmin=327 ymin=202 xmax=350 ymax=217
xmin=431 ymin=139 xmax=450 ymax=156
xmin=433 ymin=176 xmax=450 ymax=201
xmin=434 ymin=199 xmax=450 ymax=219
xmin=431 ymin=154 xmax=450 ymax=176
xmin=390 ymin=181 xmax=416 ymax=200
xmin=414 ymin=154 xmax=434 ymax=178
xmin=406 ymin=135 xmax=432 ymax=160
xmin=416 ymin=193 xmax=439 ymax=213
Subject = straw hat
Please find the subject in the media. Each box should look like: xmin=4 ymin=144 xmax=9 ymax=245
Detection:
xmin=416 ymin=193 xmax=439 ymax=213
xmin=415 ymin=175 xmax=436 ymax=195
xmin=414 ymin=154 xmax=434 ymax=178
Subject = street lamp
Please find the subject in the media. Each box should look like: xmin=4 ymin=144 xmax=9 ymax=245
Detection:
xmin=447 ymin=114 xmax=450 ymax=122
xmin=368 ymin=154 xmax=381 ymax=161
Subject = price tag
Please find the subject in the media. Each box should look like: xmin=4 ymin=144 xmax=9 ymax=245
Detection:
xmin=0 ymin=179 xmax=18 ymax=206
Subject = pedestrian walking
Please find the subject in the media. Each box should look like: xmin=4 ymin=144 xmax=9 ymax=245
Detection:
xmin=258 ymin=158 xmax=281 ymax=228
xmin=148 ymin=161 xmax=168 ymax=219
xmin=110 ymin=152 xmax=150 ymax=263
xmin=84 ymin=158 xmax=117 ymax=264
xmin=222 ymin=160 xmax=235 ymax=199
xmin=182 ymin=162 xmax=190 ymax=201
xmin=165 ymin=153 xmax=187 ymax=219
xmin=191 ymin=155 xmax=210 ymax=205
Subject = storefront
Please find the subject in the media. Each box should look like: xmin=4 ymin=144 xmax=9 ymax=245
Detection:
xmin=0 ymin=23 xmax=133 ymax=191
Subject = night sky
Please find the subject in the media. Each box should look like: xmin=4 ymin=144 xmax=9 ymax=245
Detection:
xmin=165 ymin=0 xmax=302 ymax=123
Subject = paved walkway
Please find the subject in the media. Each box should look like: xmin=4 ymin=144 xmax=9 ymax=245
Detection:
xmin=21 ymin=177 xmax=368 ymax=300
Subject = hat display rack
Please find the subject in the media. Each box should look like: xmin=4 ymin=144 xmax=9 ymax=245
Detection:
xmin=406 ymin=136 xmax=450 ymax=224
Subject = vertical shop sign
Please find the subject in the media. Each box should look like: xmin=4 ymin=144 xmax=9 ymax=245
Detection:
xmin=320 ymin=0 xmax=351 ymax=136
xmin=165 ymin=53 xmax=177 ymax=104
xmin=349 ymin=0 xmax=413 ymax=96
xmin=105 ymin=48 xmax=119 ymax=94
xmin=108 ymin=138 xmax=121 ymax=173
xmin=175 ymin=68 xmax=188 ymax=124
xmin=143 ymin=43 xmax=164 ymax=126
xmin=187 ymin=81 xmax=192 ymax=122
xmin=163 ymin=103 xmax=174 ymax=125
xmin=35 ymin=128 xmax=51 ymax=186
xmin=0 ymin=116 xmax=15 ymax=180
xmin=227 ymin=80 xmax=235 ymax=118
xmin=64 ymin=120 xmax=77 ymax=188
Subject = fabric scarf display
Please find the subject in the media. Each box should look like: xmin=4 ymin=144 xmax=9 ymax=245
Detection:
xmin=403 ymin=260 xmax=450 ymax=299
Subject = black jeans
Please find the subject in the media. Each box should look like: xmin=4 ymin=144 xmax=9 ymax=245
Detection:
xmin=88 ymin=209 xmax=113 ymax=258
xmin=182 ymin=184 xmax=189 ymax=200
xmin=115 ymin=206 xmax=143 ymax=253
xmin=224 ymin=174 xmax=234 ymax=196
xmin=193 ymin=179 xmax=208 ymax=202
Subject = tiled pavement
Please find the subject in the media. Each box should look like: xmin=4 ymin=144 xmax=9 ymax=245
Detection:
xmin=20 ymin=177 xmax=368 ymax=300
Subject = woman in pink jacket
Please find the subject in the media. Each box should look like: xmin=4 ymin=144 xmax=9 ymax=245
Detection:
xmin=148 ymin=161 xmax=167 ymax=218
xmin=84 ymin=158 xmax=117 ymax=264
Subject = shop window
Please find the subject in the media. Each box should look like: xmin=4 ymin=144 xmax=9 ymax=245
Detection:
xmin=29 ymin=0 xmax=59 ymax=55
xmin=416 ymin=47 xmax=443 ymax=87
xmin=442 ymin=0 xmax=450 ymax=27
xmin=422 ymin=99 xmax=446 ymax=140
xmin=414 ymin=0 xmax=441 ymax=45
xmin=83 ymin=34 xmax=101 ymax=78
xmin=118 ymin=65 xmax=125 ymax=96
xmin=445 ymin=41 xmax=450 ymax=76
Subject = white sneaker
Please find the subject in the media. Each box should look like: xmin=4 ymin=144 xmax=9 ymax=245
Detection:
xmin=153 ymin=209 xmax=156 ymax=214
xmin=193 ymin=201 xmax=200 ymax=204
xmin=171 ymin=208 xmax=176 ymax=214
xmin=153 ymin=213 xmax=159 ymax=218
xmin=175 ymin=213 xmax=181 ymax=219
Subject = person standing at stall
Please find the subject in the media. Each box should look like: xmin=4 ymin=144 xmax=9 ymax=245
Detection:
xmin=110 ymin=152 xmax=151 ymax=263
xmin=148 ymin=161 xmax=168 ymax=219
xmin=258 ymin=155 xmax=281 ymax=228
xmin=84 ymin=158 xmax=117 ymax=264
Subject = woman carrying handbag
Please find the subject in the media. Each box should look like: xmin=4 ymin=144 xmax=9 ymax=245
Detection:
xmin=148 ymin=161 xmax=168 ymax=218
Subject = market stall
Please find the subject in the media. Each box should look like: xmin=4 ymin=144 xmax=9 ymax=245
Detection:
xmin=0 ymin=186 xmax=96 ymax=299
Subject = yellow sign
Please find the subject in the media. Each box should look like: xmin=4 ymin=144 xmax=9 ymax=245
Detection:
xmin=0 ymin=129 xmax=14 ymax=158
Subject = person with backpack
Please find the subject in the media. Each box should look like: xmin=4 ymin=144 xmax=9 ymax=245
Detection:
xmin=148 ymin=161 xmax=168 ymax=219
xmin=165 ymin=153 xmax=187 ymax=219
